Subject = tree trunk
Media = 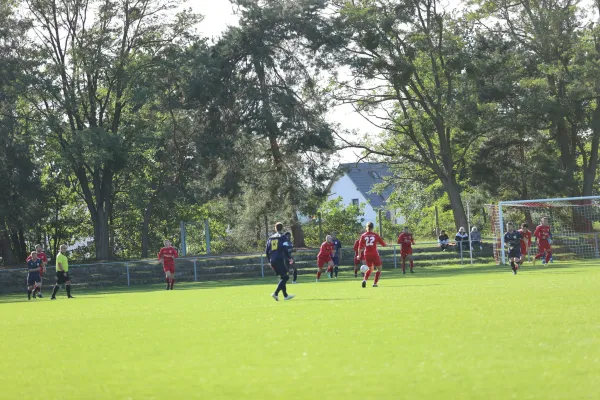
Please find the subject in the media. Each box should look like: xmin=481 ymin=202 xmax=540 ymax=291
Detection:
xmin=93 ymin=208 xmax=111 ymax=260
xmin=442 ymin=177 xmax=468 ymax=231
xmin=583 ymin=98 xmax=600 ymax=197
xmin=18 ymin=229 xmax=27 ymax=261
xmin=9 ymin=228 xmax=27 ymax=262
xmin=0 ymin=231 xmax=17 ymax=265
xmin=290 ymin=210 xmax=306 ymax=248
xmin=141 ymin=201 xmax=154 ymax=258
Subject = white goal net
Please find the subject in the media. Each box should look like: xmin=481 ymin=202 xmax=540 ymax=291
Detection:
xmin=487 ymin=196 xmax=600 ymax=264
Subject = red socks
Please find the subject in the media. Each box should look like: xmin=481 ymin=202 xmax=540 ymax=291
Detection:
xmin=170 ymin=278 xmax=174 ymax=289
xmin=410 ymin=261 xmax=414 ymax=269
xmin=401 ymin=262 xmax=405 ymax=273
xmin=364 ymin=269 xmax=372 ymax=281
xmin=374 ymin=271 xmax=381 ymax=284
xmin=317 ymin=271 xmax=322 ymax=279
xmin=545 ymin=253 xmax=552 ymax=263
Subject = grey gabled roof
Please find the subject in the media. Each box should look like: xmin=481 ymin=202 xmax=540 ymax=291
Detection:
xmin=338 ymin=162 xmax=395 ymax=209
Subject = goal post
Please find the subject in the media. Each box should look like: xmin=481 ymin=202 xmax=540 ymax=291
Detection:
xmin=487 ymin=196 xmax=600 ymax=265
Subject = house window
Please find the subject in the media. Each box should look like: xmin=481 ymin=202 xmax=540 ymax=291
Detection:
xmin=385 ymin=211 xmax=392 ymax=221
xmin=352 ymin=199 xmax=359 ymax=206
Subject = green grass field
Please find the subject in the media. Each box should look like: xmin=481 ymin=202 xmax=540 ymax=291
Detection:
xmin=1 ymin=261 xmax=599 ymax=399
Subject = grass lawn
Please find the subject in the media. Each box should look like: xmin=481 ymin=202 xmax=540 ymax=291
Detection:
xmin=1 ymin=261 xmax=599 ymax=399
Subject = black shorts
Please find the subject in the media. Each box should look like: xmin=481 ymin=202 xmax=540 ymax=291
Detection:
xmin=27 ymin=273 xmax=41 ymax=286
xmin=271 ymin=259 xmax=288 ymax=277
xmin=508 ymin=248 xmax=521 ymax=259
xmin=56 ymin=271 xmax=71 ymax=284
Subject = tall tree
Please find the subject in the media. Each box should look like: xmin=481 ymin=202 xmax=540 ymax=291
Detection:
xmin=22 ymin=0 xmax=201 ymax=259
xmin=315 ymin=0 xmax=493 ymax=229
xmin=0 ymin=0 xmax=46 ymax=263
xmin=472 ymin=0 xmax=600 ymax=197
xmin=202 ymin=0 xmax=336 ymax=247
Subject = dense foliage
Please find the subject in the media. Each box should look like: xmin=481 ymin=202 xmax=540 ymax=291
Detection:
xmin=0 ymin=0 xmax=598 ymax=262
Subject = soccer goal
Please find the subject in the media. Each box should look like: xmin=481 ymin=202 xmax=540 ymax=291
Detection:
xmin=487 ymin=196 xmax=600 ymax=265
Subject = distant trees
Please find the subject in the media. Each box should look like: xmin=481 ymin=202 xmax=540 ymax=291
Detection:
xmin=1 ymin=0 xmax=598 ymax=261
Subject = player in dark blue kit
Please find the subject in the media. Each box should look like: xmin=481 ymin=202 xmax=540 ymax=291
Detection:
xmin=331 ymin=232 xmax=342 ymax=278
xmin=266 ymin=222 xmax=295 ymax=301
xmin=283 ymin=232 xmax=298 ymax=284
xmin=26 ymin=251 xmax=43 ymax=300
xmin=504 ymin=223 xmax=523 ymax=275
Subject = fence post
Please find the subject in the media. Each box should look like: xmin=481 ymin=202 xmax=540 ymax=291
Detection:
xmin=379 ymin=209 xmax=383 ymax=237
xmin=261 ymin=255 xmax=265 ymax=278
xmin=595 ymin=233 xmax=599 ymax=258
xmin=467 ymin=201 xmax=474 ymax=265
xmin=126 ymin=263 xmax=130 ymax=286
xmin=193 ymin=259 xmax=197 ymax=282
xmin=180 ymin=220 xmax=187 ymax=257
xmin=393 ymin=245 xmax=397 ymax=268
xmin=205 ymin=219 xmax=211 ymax=255
xmin=460 ymin=243 xmax=464 ymax=265
xmin=318 ymin=212 xmax=323 ymax=243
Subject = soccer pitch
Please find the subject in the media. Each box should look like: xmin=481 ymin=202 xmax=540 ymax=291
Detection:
xmin=1 ymin=262 xmax=599 ymax=400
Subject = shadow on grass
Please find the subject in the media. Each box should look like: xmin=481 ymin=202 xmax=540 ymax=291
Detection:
xmin=0 ymin=261 xmax=595 ymax=304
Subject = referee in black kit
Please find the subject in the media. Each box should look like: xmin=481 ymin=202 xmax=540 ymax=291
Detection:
xmin=266 ymin=222 xmax=295 ymax=301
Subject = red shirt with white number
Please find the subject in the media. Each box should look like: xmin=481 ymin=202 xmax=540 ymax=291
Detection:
xmin=158 ymin=247 xmax=179 ymax=268
xmin=359 ymin=232 xmax=386 ymax=256
xmin=397 ymin=233 xmax=414 ymax=249
xmin=534 ymin=225 xmax=551 ymax=243
xmin=317 ymin=241 xmax=334 ymax=261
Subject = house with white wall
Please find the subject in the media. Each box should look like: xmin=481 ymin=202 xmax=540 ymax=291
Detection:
xmin=327 ymin=163 xmax=404 ymax=225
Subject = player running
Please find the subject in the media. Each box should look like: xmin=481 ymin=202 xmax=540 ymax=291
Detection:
xmin=266 ymin=223 xmax=295 ymax=301
xmin=359 ymin=222 xmax=387 ymax=288
xmin=504 ymin=223 xmax=523 ymax=275
xmin=158 ymin=240 xmax=178 ymax=290
xmin=26 ymin=251 xmax=43 ymax=300
xmin=397 ymin=227 xmax=415 ymax=274
xmin=331 ymin=232 xmax=342 ymax=279
xmin=26 ymin=244 xmax=48 ymax=298
xmin=352 ymin=235 xmax=365 ymax=278
xmin=533 ymin=217 xmax=552 ymax=265
xmin=316 ymin=235 xmax=334 ymax=282
xmin=518 ymin=223 xmax=532 ymax=264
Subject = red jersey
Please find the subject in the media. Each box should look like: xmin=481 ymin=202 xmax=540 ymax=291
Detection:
xmin=534 ymin=225 xmax=551 ymax=242
xmin=518 ymin=229 xmax=532 ymax=247
xmin=397 ymin=233 xmax=415 ymax=249
xmin=359 ymin=232 xmax=386 ymax=256
xmin=158 ymin=246 xmax=179 ymax=268
xmin=318 ymin=241 xmax=334 ymax=260
xmin=26 ymin=252 xmax=48 ymax=274
xmin=353 ymin=239 xmax=365 ymax=258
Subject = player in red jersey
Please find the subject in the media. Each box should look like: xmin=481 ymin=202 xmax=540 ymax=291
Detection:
xmin=316 ymin=235 xmax=334 ymax=282
xmin=397 ymin=227 xmax=415 ymax=274
xmin=533 ymin=217 xmax=552 ymax=265
xmin=352 ymin=236 xmax=365 ymax=278
xmin=518 ymin=223 xmax=532 ymax=265
xmin=158 ymin=240 xmax=179 ymax=290
xmin=26 ymin=244 xmax=48 ymax=298
xmin=359 ymin=222 xmax=387 ymax=288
